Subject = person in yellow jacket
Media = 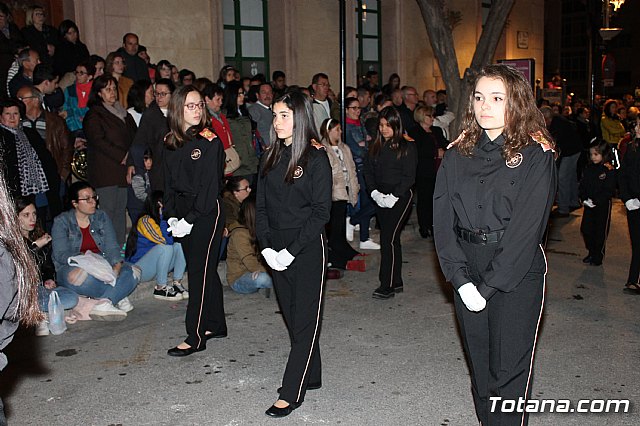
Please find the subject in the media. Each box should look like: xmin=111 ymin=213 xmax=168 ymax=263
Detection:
xmin=601 ymin=99 xmax=627 ymax=146
xmin=226 ymin=194 xmax=272 ymax=293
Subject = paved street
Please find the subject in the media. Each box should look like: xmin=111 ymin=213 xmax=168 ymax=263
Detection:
xmin=1 ymin=202 xmax=638 ymax=425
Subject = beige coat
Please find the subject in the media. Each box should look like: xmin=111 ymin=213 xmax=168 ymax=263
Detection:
xmin=322 ymin=140 xmax=359 ymax=205
xmin=226 ymin=221 xmax=266 ymax=285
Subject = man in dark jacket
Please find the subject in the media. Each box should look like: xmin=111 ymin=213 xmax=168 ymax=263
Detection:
xmin=116 ymin=33 xmax=149 ymax=83
xmin=397 ymin=86 xmax=419 ymax=132
xmin=542 ymin=106 xmax=582 ymax=216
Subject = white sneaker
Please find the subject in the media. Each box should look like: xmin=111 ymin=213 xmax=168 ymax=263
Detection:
xmin=35 ymin=315 xmax=49 ymax=336
xmin=354 ymin=224 xmax=360 ymax=231
xmin=346 ymin=218 xmax=355 ymax=242
xmin=173 ymin=282 xmax=189 ymax=300
xmin=90 ymin=301 xmax=127 ymax=319
xmin=359 ymin=239 xmax=380 ymax=250
xmin=116 ymin=297 xmax=134 ymax=313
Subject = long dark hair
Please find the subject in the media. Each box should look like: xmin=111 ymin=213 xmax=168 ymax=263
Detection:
xmin=369 ymin=106 xmax=407 ymax=159
xmin=125 ymin=190 xmax=164 ymax=259
xmin=603 ymin=99 xmax=620 ymax=120
xmin=0 ymin=166 xmax=41 ymax=325
xmin=261 ymin=90 xmax=319 ymax=182
xmin=165 ymin=85 xmax=207 ymax=150
xmin=455 ymin=64 xmax=554 ymax=159
xmin=14 ymin=195 xmax=44 ymax=242
xmin=237 ymin=193 xmax=257 ymax=254
xmin=127 ymin=80 xmax=152 ymax=114
xmin=223 ymin=80 xmax=248 ymax=119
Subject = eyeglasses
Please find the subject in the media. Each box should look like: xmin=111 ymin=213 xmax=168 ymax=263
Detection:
xmin=236 ymin=186 xmax=251 ymax=192
xmin=77 ymin=195 xmax=99 ymax=203
xmin=154 ymin=92 xmax=170 ymax=98
xmin=184 ymin=101 xmax=205 ymax=111
xmin=347 ymin=106 xmax=361 ymax=110
xmin=18 ymin=95 xmax=39 ymax=101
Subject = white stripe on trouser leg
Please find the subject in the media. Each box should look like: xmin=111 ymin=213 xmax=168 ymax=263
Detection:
xmin=388 ymin=190 xmax=413 ymax=288
xmin=520 ymin=244 xmax=547 ymax=426
xmin=195 ymin=200 xmax=220 ymax=347
xmin=598 ymin=201 xmax=612 ymax=260
xmin=296 ymin=235 xmax=325 ymax=402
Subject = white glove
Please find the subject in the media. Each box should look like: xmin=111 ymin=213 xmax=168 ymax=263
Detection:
xmin=458 ymin=283 xmax=487 ymax=312
xmin=583 ymin=198 xmax=596 ymax=208
xmin=261 ymin=248 xmax=287 ymax=271
xmin=167 ymin=217 xmax=178 ymax=229
xmin=625 ymin=198 xmax=640 ymax=211
xmin=276 ymin=248 xmax=295 ymax=267
xmin=371 ymin=190 xmax=385 ymax=207
xmin=380 ymin=193 xmax=399 ymax=208
xmin=167 ymin=218 xmax=193 ymax=237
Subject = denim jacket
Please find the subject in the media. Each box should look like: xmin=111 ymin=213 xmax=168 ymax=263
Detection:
xmin=345 ymin=120 xmax=368 ymax=169
xmin=51 ymin=209 xmax=122 ymax=272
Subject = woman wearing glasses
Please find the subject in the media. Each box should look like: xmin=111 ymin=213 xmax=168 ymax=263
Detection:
xmin=83 ymin=74 xmax=137 ymax=246
xmin=51 ymin=181 xmax=139 ymax=318
xmin=63 ymin=60 xmax=94 ymax=138
xmin=163 ymin=85 xmax=227 ymax=357
xmin=223 ymin=80 xmax=259 ymax=183
xmin=256 ymin=90 xmax=332 ymax=417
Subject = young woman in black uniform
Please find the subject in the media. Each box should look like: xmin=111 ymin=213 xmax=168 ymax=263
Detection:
xmin=433 ymin=64 xmax=557 ymax=426
xmin=256 ymin=90 xmax=332 ymax=417
xmin=363 ymin=106 xmax=417 ymax=299
xmin=163 ymin=85 xmax=227 ymax=357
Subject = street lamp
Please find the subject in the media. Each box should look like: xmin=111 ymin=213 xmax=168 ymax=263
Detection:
xmin=599 ymin=0 xmax=624 ymax=40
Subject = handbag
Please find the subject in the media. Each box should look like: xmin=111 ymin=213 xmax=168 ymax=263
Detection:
xmin=67 ymin=251 xmax=117 ymax=286
xmin=48 ymin=290 xmax=67 ymax=335
xmin=224 ymin=145 xmax=241 ymax=174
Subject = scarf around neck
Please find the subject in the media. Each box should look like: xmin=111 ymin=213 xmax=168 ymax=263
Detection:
xmin=1 ymin=124 xmax=49 ymax=196
xmin=103 ymin=101 xmax=128 ymax=122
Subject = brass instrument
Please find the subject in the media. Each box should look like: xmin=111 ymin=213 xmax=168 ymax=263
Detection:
xmin=71 ymin=149 xmax=88 ymax=181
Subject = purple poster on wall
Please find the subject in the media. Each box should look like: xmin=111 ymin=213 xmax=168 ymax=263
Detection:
xmin=497 ymin=59 xmax=535 ymax=88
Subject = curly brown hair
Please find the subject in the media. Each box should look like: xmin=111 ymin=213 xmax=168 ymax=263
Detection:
xmin=455 ymin=64 xmax=554 ymax=160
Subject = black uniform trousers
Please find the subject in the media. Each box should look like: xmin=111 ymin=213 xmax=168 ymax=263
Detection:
xmin=376 ymin=190 xmax=413 ymax=290
xmin=416 ymin=171 xmax=436 ymax=234
xmin=580 ymin=201 xmax=611 ymax=264
xmin=626 ymin=209 xmax=640 ymax=284
xmin=179 ymin=199 xmax=227 ymax=349
xmin=328 ymin=200 xmax=359 ymax=269
xmin=271 ymin=228 xmax=326 ymax=404
xmin=455 ymin=239 xmax=545 ymax=426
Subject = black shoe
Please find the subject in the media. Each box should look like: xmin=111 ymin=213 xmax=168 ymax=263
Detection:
xmin=265 ymin=402 xmax=301 ymax=418
xmin=153 ymin=286 xmax=182 ymax=301
xmin=589 ymin=260 xmax=602 ymax=266
xmin=550 ymin=210 xmax=570 ymax=218
xmin=372 ymin=287 xmax=395 ymax=299
xmin=167 ymin=345 xmax=205 ymax=357
xmin=393 ymin=285 xmax=404 ymax=293
xmin=277 ymin=382 xmax=322 ymax=393
xmin=582 ymin=255 xmax=592 ymax=264
xmin=419 ymin=228 xmax=429 ymax=238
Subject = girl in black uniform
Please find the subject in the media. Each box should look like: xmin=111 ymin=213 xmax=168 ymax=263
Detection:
xmin=256 ymin=91 xmax=332 ymax=417
xmin=619 ymin=129 xmax=640 ymax=294
xmin=363 ymin=107 xmax=417 ymax=299
xmin=163 ymin=85 xmax=227 ymax=356
xmin=579 ymin=140 xmax=616 ymax=266
xmin=433 ymin=65 xmax=557 ymax=426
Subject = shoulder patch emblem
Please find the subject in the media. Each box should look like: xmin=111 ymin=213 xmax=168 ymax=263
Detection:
xmin=293 ymin=165 xmax=304 ymax=179
xmin=447 ymin=130 xmax=466 ymax=150
xmin=506 ymin=153 xmax=523 ymax=168
xmin=530 ymin=131 xmax=555 ymax=152
xmin=604 ymin=162 xmax=614 ymax=171
xmin=403 ymin=134 xmax=415 ymax=142
xmin=191 ymin=148 xmax=201 ymax=160
xmin=311 ymin=139 xmax=325 ymax=150
xmin=599 ymin=172 xmax=607 ymax=180
xmin=199 ymin=128 xmax=217 ymax=141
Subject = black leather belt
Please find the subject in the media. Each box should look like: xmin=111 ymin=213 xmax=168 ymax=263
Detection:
xmin=456 ymin=227 xmax=504 ymax=245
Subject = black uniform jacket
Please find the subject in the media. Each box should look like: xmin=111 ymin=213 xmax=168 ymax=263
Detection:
xmin=363 ymin=138 xmax=417 ymax=197
xmin=579 ymin=162 xmax=616 ymax=205
xmin=256 ymin=142 xmax=332 ymax=256
xmin=163 ymin=128 xmax=225 ymax=224
xmin=619 ymin=140 xmax=640 ymax=203
xmin=433 ymin=132 xmax=557 ymax=300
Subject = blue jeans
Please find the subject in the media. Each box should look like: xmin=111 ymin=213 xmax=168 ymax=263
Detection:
xmin=349 ymin=172 xmax=376 ymax=241
xmin=37 ymin=286 xmax=79 ymax=312
xmin=58 ymin=263 xmax=138 ymax=304
xmin=231 ymin=272 xmax=273 ymax=294
xmin=557 ymin=153 xmax=580 ymax=213
xmin=134 ymin=243 xmax=186 ymax=286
